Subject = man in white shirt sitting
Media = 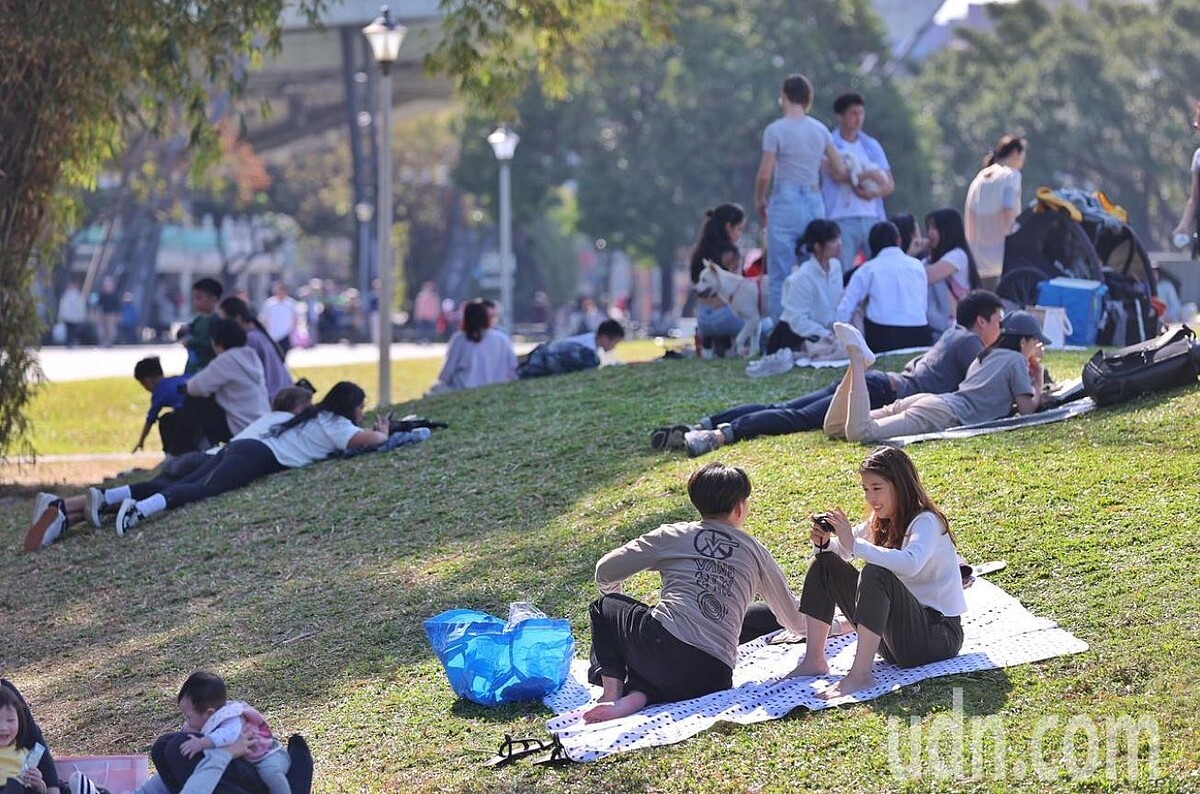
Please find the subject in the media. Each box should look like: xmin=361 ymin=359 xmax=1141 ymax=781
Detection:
xmin=835 ymin=222 xmax=931 ymax=353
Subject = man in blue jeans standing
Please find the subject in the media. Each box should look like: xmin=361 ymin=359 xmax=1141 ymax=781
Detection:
xmin=755 ymin=73 xmax=848 ymax=321
xmin=650 ymin=291 xmax=1005 ymax=457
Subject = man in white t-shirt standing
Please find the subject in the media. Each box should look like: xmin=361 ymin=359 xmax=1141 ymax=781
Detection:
xmin=820 ymin=93 xmax=893 ymax=270
xmin=259 ymin=281 xmax=298 ymax=358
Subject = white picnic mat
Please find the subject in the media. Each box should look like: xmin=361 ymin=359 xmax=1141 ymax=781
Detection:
xmin=543 ymin=579 xmax=1087 ymax=762
xmin=883 ymin=397 xmax=1096 ymax=447
xmin=790 ymin=345 xmax=931 ymax=369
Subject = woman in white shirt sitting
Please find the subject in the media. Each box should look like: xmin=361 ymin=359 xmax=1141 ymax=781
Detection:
xmin=429 ymin=301 xmax=517 ymax=393
xmin=782 ymin=445 xmax=967 ymax=698
xmin=924 ymin=208 xmax=981 ymax=336
xmin=765 ymin=219 xmax=843 ymax=355
xmin=835 ymin=222 xmax=931 ymax=352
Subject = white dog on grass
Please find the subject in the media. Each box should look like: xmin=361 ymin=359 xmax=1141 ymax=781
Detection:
xmin=696 ymin=260 xmax=767 ymax=358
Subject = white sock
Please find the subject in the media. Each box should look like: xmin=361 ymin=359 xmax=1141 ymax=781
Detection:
xmin=105 ymin=485 xmax=131 ymax=506
xmin=135 ymin=494 xmax=167 ymax=517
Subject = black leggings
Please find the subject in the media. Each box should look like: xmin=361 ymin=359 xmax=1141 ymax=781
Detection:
xmin=588 ymin=594 xmax=732 ymax=705
xmin=140 ymin=439 xmax=284 ymax=510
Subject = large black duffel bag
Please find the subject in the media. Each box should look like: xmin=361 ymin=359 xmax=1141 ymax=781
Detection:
xmin=1082 ymin=324 xmax=1200 ymax=406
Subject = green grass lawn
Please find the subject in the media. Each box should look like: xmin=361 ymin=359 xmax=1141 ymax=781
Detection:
xmin=3 ymin=345 xmax=1198 ymax=793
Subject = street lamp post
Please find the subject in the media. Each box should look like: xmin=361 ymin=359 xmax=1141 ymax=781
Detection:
xmin=487 ymin=125 xmax=519 ymax=329
xmin=362 ymin=6 xmax=407 ymax=409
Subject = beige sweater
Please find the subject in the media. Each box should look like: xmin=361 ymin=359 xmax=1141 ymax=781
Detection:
xmin=186 ymin=346 xmax=270 ymax=434
xmin=595 ymin=519 xmax=805 ymax=668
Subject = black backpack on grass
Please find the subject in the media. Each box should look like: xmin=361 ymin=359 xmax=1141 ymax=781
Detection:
xmin=1082 ymin=324 xmax=1200 ymax=406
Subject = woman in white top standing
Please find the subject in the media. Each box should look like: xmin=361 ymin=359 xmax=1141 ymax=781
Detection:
xmin=783 ymin=445 xmax=967 ymax=699
xmin=924 ymin=208 xmax=981 ymax=336
xmin=964 ymin=134 xmax=1027 ymax=288
xmin=429 ymin=301 xmax=517 ymax=393
xmin=1172 ymin=101 xmax=1200 ymax=257
xmin=766 ymin=219 xmax=843 ymax=355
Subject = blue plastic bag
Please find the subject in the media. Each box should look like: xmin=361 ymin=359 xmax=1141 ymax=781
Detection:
xmin=423 ymin=608 xmax=575 ymax=706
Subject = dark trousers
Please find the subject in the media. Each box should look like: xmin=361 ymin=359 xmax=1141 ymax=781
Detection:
xmin=864 ymin=318 xmax=931 ymax=354
xmin=588 ymin=594 xmax=732 ymax=705
xmin=167 ymin=396 xmax=231 ymax=454
xmin=764 ymin=320 xmax=808 ymax=354
xmin=711 ymin=370 xmax=896 ymax=441
xmin=146 ymin=440 xmax=284 ymax=510
xmin=800 ymin=553 xmax=963 ymax=668
xmin=151 ymin=732 xmax=267 ymax=794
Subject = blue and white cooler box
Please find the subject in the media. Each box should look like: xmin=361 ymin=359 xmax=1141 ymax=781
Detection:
xmin=1036 ymin=277 xmax=1107 ymax=346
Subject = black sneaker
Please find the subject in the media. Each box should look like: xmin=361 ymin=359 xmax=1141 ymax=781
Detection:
xmin=650 ymin=424 xmax=693 ymax=451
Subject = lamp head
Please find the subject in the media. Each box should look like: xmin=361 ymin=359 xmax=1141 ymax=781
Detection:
xmin=363 ymin=6 xmax=407 ymax=69
xmin=487 ymin=124 xmax=520 ymax=161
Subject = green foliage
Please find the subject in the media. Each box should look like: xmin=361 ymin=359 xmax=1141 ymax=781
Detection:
xmin=0 ymin=0 xmax=325 ymax=458
xmin=453 ymin=0 xmax=932 ymax=281
xmin=912 ymin=0 xmax=1200 ymax=243
xmin=427 ymin=0 xmax=678 ymax=113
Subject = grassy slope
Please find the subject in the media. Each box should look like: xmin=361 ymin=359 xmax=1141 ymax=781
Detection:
xmin=3 ymin=345 xmax=1198 ymax=793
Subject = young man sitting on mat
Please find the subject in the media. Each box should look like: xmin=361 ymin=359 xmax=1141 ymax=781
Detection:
xmin=583 ymin=462 xmax=808 ymax=722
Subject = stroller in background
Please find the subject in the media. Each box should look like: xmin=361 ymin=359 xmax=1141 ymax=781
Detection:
xmin=995 ymin=188 xmax=1160 ymax=345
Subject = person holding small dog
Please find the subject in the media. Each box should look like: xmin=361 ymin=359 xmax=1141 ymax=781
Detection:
xmin=689 ymin=203 xmax=747 ymax=357
xmin=820 ymin=93 xmax=894 ymax=269
xmin=756 ymin=73 xmax=849 ymax=322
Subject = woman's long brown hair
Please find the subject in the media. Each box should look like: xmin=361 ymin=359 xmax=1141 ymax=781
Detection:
xmin=860 ymin=446 xmax=952 ymax=549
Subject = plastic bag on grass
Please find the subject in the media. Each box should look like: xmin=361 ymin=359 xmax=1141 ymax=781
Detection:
xmin=423 ymin=606 xmax=574 ymax=707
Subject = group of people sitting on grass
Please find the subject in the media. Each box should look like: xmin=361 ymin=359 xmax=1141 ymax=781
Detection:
xmin=2 ymin=672 xmax=301 ymax=794
xmin=133 ymin=278 xmax=298 ymax=458
xmin=653 ymin=290 xmax=1053 ymax=456
xmin=584 ymin=450 xmax=965 ymax=722
xmin=427 ymin=297 xmax=627 ymax=393
xmin=691 ymin=204 xmax=985 ymax=362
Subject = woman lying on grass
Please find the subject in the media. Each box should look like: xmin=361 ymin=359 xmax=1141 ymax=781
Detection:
xmin=23 ymin=382 xmax=390 ymax=548
xmin=782 ymin=446 xmax=966 ymax=698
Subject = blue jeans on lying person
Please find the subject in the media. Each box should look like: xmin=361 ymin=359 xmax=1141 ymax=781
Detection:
xmin=709 ymin=369 xmax=896 ymax=441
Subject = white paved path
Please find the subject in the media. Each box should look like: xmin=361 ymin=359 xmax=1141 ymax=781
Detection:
xmin=32 ymin=341 xmax=450 ymax=383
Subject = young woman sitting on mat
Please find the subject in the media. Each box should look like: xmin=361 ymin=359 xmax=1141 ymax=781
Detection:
xmin=782 ymin=446 xmax=966 ymax=698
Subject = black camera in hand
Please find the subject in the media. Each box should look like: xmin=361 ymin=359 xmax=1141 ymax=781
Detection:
xmin=812 ymin=513 xmax=836 ymax=533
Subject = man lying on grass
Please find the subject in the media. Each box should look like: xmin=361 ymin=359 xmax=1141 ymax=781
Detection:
xmin=583 ymin=462 xmax=808 ymax=723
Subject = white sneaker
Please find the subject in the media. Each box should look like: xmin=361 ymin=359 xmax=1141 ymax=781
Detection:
xmin=115 ymin=498 xmax=142 ymax=536
xmin=832 ymin=322 xmax=876 ymax=366
xmin=85 ymin=486 xmax=104 ymax=528
xmin=747 ymin=349 xmax=794 ymax=378
xmin=24 ymin=504 xmax=66 ymax=552
xmin=32 ymin=491 xmax=57 ymax=525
